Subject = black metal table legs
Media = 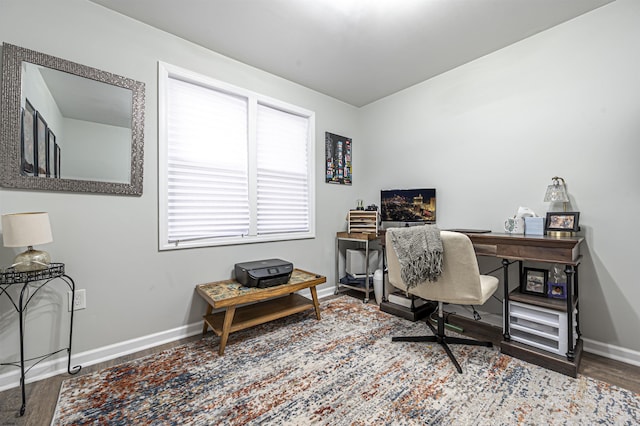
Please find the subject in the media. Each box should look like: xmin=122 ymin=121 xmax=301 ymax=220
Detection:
xmin=1 ymin=266 xmax=81 ymax=416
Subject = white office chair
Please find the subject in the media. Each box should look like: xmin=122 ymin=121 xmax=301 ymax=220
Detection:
xmin=386 ymin=230 xmax=499 ymax=373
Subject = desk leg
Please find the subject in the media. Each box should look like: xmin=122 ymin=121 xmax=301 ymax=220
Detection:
xmin=219 ymin=306 xmax=236 ymax=356
xmin=502 ymin=259 xmax=511 ymax=341
xmin=310 ymin=286 xmax=321 ymax=320
xmin=334 ymin=237 xmax=340 ymax=295
xmin=573 ymin=264 xmax=581 ymax=338
xmin=382 ymin=246 xmax=388 ymax=302
xmin=565 ymin=265 xmax=575 ymax=360
xmin=202 ymin=304 xmax=213 ymax=335
xmin=364 ymin=240 xmax=370 ymax=303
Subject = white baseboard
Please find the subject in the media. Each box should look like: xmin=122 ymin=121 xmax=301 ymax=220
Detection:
xmin=582 ymin=338 xmax=640 ymax=368
xmin=299 ymin=285 xmax=336 ymax=301
xmin=0 ymin=321 xmax=202 ymax=392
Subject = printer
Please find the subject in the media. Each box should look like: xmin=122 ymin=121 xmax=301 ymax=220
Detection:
xmin=234 ymin=259 xmax=293 ymax=288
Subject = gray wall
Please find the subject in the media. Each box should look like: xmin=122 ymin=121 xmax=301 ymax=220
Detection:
xmin=0 ymin=0 xmax=361 ymax=385
xmin=1 ymin=0 xmax=639 ymax=389
xmin=360 ymin=0 xmax=640 ymax=357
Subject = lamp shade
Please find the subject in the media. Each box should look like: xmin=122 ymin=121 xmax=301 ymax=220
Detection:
xmin=543 ymin=177 xmax=569 ymax=203
xmin=2 ymin=212 xmax=53 ymax=247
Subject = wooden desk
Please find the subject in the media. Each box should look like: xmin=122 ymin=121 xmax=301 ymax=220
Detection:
xmin=467 ymin=232 xmax=582 ymax=265
xmin=196 ymin=269 xmax=325 ymax=355
xmin=465 ymin=232 xmax=584 ymax=377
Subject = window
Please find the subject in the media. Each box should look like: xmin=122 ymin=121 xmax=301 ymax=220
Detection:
xmin=158 ymin=63 xmax=315 ymax=249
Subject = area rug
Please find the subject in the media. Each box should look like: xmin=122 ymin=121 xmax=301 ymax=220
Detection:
xmin=52 ymin=297 xmax=639 ymax=425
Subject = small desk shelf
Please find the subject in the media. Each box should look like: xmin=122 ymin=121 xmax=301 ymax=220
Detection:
xmin=0 ymin=263 xmax=81 ymax=416
xmin=335 ymin=232 xmax=382 ymax=303
xmin=347 ymin=210 xmax=378 ymax=234
xmin=509 ymin=289 xmax=577 ymax=312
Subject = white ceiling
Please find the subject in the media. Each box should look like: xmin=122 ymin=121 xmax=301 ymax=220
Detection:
xmin=89 ymin=0 xmax=614 ymax=107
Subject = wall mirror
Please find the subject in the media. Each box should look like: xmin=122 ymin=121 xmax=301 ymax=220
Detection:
xmin=0 ymin=43 xmax=145 ymax=195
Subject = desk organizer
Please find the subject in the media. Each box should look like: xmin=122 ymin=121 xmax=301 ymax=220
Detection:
xmin=507 ymin=300 xmax=577 ymax=356
xmin=347 ymin=210 xmax=378 ymax=234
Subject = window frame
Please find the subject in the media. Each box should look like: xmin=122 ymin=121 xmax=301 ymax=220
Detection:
xmin=158 ymin=62 xmax=316 ymax=250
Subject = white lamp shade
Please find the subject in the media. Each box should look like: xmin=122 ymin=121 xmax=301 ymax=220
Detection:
xmin=544 ymin=183 xmax=569 ymax=203
xmin=2 ymin=212 xmax=53 ymax=247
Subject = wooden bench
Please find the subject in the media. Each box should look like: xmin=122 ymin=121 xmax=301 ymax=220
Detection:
xmin=196 ymin=269 xmax=325 ymax=355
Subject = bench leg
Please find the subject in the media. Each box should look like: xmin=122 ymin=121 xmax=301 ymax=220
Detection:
xmin=219 ymin=305 xmax=236 ymax=356
xmin=202 ymin=304 xmax=213 ymax=335
xmin=310 ymin=286 xmax=321 ymax=320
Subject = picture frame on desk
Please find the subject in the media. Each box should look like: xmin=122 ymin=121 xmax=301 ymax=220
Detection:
xmin=548 ymin=282 xmax=567 ymax=299
xmin=545 ymin=212 xmax=580 ymax=232
xmin=521 ymin=267 xmax=548 ymax=296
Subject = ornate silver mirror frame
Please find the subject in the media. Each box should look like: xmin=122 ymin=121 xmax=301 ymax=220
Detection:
xmin=0 ymin=43 xmax=145 ymax=195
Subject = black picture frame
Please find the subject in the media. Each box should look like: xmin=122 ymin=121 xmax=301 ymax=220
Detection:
xmin=55 ymin=143 xmax=61 ymax=178
xmin=521 ymin=267 xmax=548 ymax=296
xmin=20 ymin=99 xmax=36 ymax=176
xmin=34 ymin=111 xmax=48 ymax=177
xmin=47 ymin=129 xmax=56 ymax=177
xmin=548 ymin=281 xmax=567 ymax=299
xmin=545 ymin=212 xmax=580 ymax=232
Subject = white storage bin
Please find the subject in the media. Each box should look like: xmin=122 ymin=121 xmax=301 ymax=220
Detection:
xmin=506 ymin=300 xmax=577 ymax=356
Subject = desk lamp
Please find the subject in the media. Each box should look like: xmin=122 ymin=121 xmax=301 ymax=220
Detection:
xmin=2 ymin=212 xmax=53 ymax=272
xmin=544 ymin=177 xmax=580 ymax=237
xmin=544 ymin=176 xmax=569 ymax=211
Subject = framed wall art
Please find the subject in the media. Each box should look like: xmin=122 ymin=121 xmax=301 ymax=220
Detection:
xmin=325 ymin=132 xmax=352 ymax=185
xmin=55 ymin=143 xmax=61 ymax=178
xmin=20 ymin=99 xmax=36 ymax=176
xmin=47 ymin=129 xmax=56 ymax=177
xmin=35 ymin=111 xmax=48 ymax=177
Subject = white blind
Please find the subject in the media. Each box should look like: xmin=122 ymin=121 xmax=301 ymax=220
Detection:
xmin=166 ymin=77 xmax=249 ymax=243
xmin=256 ymin=104 xmax=310 ymax=235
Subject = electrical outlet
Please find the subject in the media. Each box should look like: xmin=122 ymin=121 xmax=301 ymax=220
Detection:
xmin=68 ymin=289 xmax=86 ymax=311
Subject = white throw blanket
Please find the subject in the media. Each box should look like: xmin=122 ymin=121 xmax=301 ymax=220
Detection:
xmin=388 ymin=225 xmax=443 ymax=290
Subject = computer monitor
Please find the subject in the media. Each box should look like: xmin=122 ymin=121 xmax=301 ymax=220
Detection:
xmin=380 ymin=188 xmax=436 ymax=228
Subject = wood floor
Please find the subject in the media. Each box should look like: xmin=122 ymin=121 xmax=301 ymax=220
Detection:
xmin=1 ymin=299 xmax=638 ymax=425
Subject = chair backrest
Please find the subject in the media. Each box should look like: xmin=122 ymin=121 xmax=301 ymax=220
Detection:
xmin=386 ymin=230 xmax=488 ymax=305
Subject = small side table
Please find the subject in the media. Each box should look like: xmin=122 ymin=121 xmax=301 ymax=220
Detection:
xmin=0 ymin=263 xmax=82 ymax=416
xmin=335 ymin=232 xmax=382 ymax=303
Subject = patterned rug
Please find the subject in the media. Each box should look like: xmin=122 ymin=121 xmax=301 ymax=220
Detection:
xmin=52 ymin=297 xmax=639 ymax=425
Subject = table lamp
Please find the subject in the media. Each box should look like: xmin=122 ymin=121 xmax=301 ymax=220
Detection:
xmin=543 ymin=176 xmax=569 ymax=211
xmin=2 ymin=212 xmax=53 ymax=272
